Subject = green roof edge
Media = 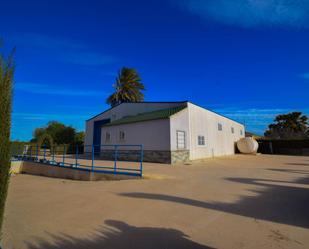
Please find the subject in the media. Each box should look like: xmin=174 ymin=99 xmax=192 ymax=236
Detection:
xmin=103 ymin=103 xmax=188 ymax=127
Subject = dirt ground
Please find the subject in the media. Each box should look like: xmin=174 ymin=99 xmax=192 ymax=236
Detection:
xmin=2 ymin=154 xmax=309 ymax=249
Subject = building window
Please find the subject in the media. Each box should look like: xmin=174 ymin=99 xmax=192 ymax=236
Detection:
xmin=176 ymin=131 xmax=186 ymax=149
xmin=231 ymin=127 xmax=234 ymax=134
xmin=119 ymin=131 xmax=125 ymax=141
xmin=218 ymin=123 xmax=223 ymax=131
xmin=105 ymin=132 xmax=111 ymax=142
xmin=240 ymin=129 xmax=243 ymax=136
xmin=198 ymin=135 xmax=205 ymax=146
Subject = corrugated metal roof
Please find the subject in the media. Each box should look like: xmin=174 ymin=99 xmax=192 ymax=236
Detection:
xmin=103 ymin=103 xmax=187 ymax=127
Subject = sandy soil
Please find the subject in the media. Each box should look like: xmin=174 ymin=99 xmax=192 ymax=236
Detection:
xmin=2 ymin=154 xmax=309 ymax=249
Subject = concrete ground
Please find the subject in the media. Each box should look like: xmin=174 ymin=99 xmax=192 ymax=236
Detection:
xmin=2 ymin=154 xmax=309 ymax=249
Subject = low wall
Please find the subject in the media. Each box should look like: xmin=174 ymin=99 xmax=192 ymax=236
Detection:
xmin=10 ymin=161 xmax=23 ymax=174
xmin=273 ymin=148 xmax=309 ymax=156
xmin=15 ymin=161 xmax=139 ymax=181
xmin=257 ymin=139 xmax=309 ymax=156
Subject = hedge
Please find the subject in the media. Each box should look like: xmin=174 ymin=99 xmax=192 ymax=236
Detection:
xmin=0 ymin=48 xmax=14 ymax=238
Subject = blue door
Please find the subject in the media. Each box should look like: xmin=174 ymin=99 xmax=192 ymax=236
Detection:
xmin=93 ymin=119 xmax=110 ymax=152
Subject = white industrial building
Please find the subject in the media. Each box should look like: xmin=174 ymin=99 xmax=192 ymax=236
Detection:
xmin=85 ymin=101 xmax=245 ymax=163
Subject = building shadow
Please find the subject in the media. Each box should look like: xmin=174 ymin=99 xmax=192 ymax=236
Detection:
xmin=26 ymin=220 xmax=214 ymax=249
xmin=120 ymin=174 xmax=309 ymax=229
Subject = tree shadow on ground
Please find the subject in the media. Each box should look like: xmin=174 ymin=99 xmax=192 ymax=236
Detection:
xmin=285 ymin=162 xmax=309 ymax=166
xmin=267 ymin=168 xmax=309 ymax=175
xmin=267 ymin=168 xmax=309 ymax=184
xmin=120 ymin=172 xmax=309 ymax=229
xmin=26 ymin=220 xmax=214 ymax=249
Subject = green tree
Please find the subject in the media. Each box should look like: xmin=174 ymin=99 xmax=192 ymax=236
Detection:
xmin=74 ymin=131 xmax=85 ymax=146
xmin=264 ymin=112 xmax=309 ymax=139
xmin=0 ymin=43 xmax=15 ymax=237
xmin=106 ymin=67 xmax=145 ymax=107
xmin=57 ymin=126 xmax=76 ymax=144
xmin=33 ymin=127 xmax=45 ymax=141
xmin=37 ymin=133 xmax=54 ymax=148
xmin=45 ymin=121 xmax=66 ymax=143
xmin=46 ymin=121 xmax=75 ymax=144
xmin=32 ymin=121 xmax=77 ymax=145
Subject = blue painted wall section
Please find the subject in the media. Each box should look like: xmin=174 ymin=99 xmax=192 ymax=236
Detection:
xmin=93 ymin=119 xmax=110 ymax=151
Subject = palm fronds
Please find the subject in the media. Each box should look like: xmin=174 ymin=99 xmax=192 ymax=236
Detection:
xmin=106 ymin=67 xmax=145 ymax=107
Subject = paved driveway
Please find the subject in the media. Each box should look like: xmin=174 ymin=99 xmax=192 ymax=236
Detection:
xmin=3 ymin=155 xmax=309 ymax=249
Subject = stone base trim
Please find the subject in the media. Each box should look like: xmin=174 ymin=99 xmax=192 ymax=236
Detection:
xmin=92 ymin=150 xmax=171 ymax=164
xmin=171 ymin=150 xmax=190 ymax=164
xmin=82 ymin=149 xmax=190 ymax=164
xmin=143 ymin=150 xmax=172 ymax=164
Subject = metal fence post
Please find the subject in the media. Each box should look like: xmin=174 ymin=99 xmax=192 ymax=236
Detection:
xmin=269 ymin=141 xmax=273 ymax=154
xmin=91 ymin=145 xmax=94 ymax=172
xmin=52 ymin=146 xmax=55 ymax=164
xmin=62 ymin=145 xmax=66 ymax=166
xmin=19 ymin=144 xmax=22 ymax=158
xmin=140 ymin=145 xmax=143 ymax=176
xmin=36 ymin=144 xmax=39 ymax=161
xmin=75 ymin=145 xmax=79 ymax=167
xmin=29 ymin=145 xmax=32 ymax=160
xmin=114 ymin=145 xmax=118 ymax=173
xmin=43 ymin=146 xmax=46 ymax=161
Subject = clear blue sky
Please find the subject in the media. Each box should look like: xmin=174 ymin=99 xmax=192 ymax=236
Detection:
xmin=1 ymin=0 xmax=309 ymax=141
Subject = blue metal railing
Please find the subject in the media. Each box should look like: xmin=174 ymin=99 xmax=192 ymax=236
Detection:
xmin=11 ymin=144 xmax=143 ymax=177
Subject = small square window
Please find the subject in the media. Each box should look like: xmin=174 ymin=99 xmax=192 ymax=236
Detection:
xmin=119 ymin=131 xmax=125 ymax=141
xmin=198 ymin=135 xmax=205 ymax=146
xmin=105 ymin=132 xmax=111 ymax=142
xmin=231 ymin=127 xmax=234 ymax=134
xmin=218 ymin=123 xmax=223 ymax=131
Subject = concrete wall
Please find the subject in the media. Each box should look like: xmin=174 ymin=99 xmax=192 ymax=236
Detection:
xmin=186 ymin=103 xmax=245 ymax=160
xmin=20 ymin=161 xmax=139 ymax=180
xmin=101 ymin=119 xmax=171 ymax=151
xmin=85 ymin=102 xmax=185 ymax=148
xmin=10 ymin=161 xmax=23 ymax=174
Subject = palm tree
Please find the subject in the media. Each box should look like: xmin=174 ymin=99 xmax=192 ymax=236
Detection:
xmin=106 ymin=67 xmax=145 ymax=107
xmin=0 ymin=42 xmax=15 ymax=236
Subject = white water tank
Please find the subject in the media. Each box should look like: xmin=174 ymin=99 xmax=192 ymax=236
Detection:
xmin=237 ymin=137 xmax=259 ymax=154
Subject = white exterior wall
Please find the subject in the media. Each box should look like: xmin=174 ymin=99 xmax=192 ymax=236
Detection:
xmin=85 ymin=101 xmax=245 ymax=161
xmin=186 ymin=103 xmax=245 ymax=160
xmin=170 ymin=108 xmax=190 ymax=151
xmin=101 ymin=119 xmax=170 ymax=151
xmin=85 ymin=102 xmax=185 ymax=147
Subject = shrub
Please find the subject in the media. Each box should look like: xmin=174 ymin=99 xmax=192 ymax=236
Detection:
xmin=0 ymin=46 xmax=14 ymax=237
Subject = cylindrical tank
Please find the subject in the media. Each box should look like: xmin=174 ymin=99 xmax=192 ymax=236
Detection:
xmin=237 ymin=137 xmax=259 ymax=154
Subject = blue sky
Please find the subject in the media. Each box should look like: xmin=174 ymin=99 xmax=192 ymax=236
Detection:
xmin=1 ymin=0 xmax=309 ymax=141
